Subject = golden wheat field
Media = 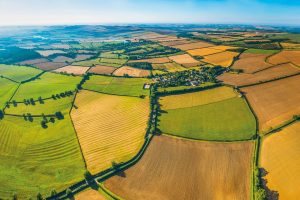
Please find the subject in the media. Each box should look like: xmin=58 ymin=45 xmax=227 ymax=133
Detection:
xmin=105 ymin=135 xmax=254 ymax=200
xmin=232 ymin=53 xmax=273 ymax=73
xmin=202 ymin=51 xmax=239 ymax=67
xmin=261 ymin=122 xmax=300 ymax=199
xmin=268 ymin=50 xmax=300 ymax=66
xmin=113 ymin=66 xmax=150 ymax=77
xmin=71 ymin=90 xmax=149 ymax=174
xmin=168 ymin=54 xmax=201 ymax=67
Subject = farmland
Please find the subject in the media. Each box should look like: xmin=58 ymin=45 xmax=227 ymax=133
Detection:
xmin=241 ymin=75 xmax=300 ymax=132
xmin=168 ymin=54 xmax=201 ymax=67
xmin=113 ymin=66 xmax=150 ymax=77
xmin=158 ymin=87 xmax=256 ymax=140
xmin=88 ymin=65 xmax=116 ymax=75
xmin=202 ymin=51 xmax=239 ymax=67
xmin=0 ymin=78 xmax=18 ymax=109
xmin=268 ymin=50 xmax=300 ymax=66
xmin=83 ymin=75 xmax=150 ymax=97
xmin=105 ymin=135 xmax=254 ymax=200
xmin=0 ymin=64 xmax=42 ymax=82
xmin=53 ymin=65 xmax=90 ymax=75
xmin=260 ymin=122 xmax=300 ymax=199
xmin=71 ymin=90 xmax=149 ymax=174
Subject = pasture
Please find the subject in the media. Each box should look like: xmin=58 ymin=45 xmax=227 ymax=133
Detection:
xmin=128 ymin=57 xmax=170 ymax=64
xmin=158 ymin=87 xmax=256 ymax=140
xmin=53 ymin=65 xmax=90 ymax=75
xmin=268 ymin=50 xmax=300 ymax=66
xmin=261 ymin=122 xmax=300 ymax=199
xmin=0 ymin=64 xmax=42 ymax=82
xmin=113 ymin=66 xmax=150 ymax=77
xmin=83 ymin=75 xmax=150 ymax=97
xmin=12 ymin=72 xmax=81 ymax=101
xmin=105 ymin=135 xmax=254 ymax=200
xmin=202 ymin=51 xmax=239 ymax=67
xmin=218 ymin=63 xmax=300 ymax=86
xmin=241 ymin=75 xmax=300 ymax=132
xmin=71 ymin=90 xmax=149 ymax=174
xmin=0 ymin=115 xmax=85 ymax=199
xmin=0 ymin=78 xmax=18 ymax=109
xmin=168 ymin=54 xmax=201 ymax=67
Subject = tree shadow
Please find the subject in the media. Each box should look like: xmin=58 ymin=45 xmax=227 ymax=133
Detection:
xmin=260 ymin=168 xmax=279 ymax=200
xmin=116 ymin=170 xmax=126 ymax=178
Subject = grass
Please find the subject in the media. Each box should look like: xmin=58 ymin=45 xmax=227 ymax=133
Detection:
xmin=0 ymin=115 xmax=85 ymax=199
xmin=71 ymin=90 xmax=149 ymax=174
xmin=0 ymin=77 xmax=18 ymax=109
xmin=83 ymin=75 xmax=150 ymax=97
xmin=244 ymin=49 xmax=279 ymax=54
xmin=159 ymin=97 xmax=256 ymax=141
xmin=157 ymin=82 xmax=216 ymax=93
xmin=73 ymin=58 xmax=127 ymax=67
xmin=12 ymin=72 xmax=81 ymax=101
xmin=0 ymin=64 xmax=42 ymax=82
xmin=5 ymin=95 xmax=74 ymax=116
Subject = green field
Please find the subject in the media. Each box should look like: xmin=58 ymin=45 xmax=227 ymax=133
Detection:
xmin=0 ymin=64 xmax=42 ymax=82
xmin=0 ymin=115 xmax=85 ymax=199
xmin=100 ymin=51 xmax=128 ymax=59
xmin=244 ymin=48 xmax=279 ymax=54
xmin=6 ymin=95 xmax=74 ymax=116
xmin=158 ymin=96 xmax=256 ymax=141
xmin=12 ymin=72 xmax=81 ymax=101
xmin=73 ymin=58 xmax=127 ymax=67
xmin=0 ymin=78 xmax=19 ymax=109
xmin=83 ymin=75 xmax=150 ymax=97
xmin=157 ymin=82 xmax=216 ymax=93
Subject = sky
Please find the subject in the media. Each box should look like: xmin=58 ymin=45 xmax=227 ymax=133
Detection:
xmin=0 ymin=0 xmax=299 ymax=26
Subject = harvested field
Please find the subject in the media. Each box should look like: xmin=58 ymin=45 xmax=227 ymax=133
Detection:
xmin=160 ymin=39 xmax=193 ymax=47
xmin=188 ymin=47 xmax=224 ymax=56
xmin=105 ymin=135 xmax=254 ymax=200
xmin=88 ymin=65 xmax=116 ymax=75
xmin=281 ymin=42 xmax=300 ymax=49
xmin=83 ymin=75 xmax=149 ymax=97
xmin=113 ymin=66 xmax=150 ymax=77
xmin=36 ymin=50 xmax=66 ymax=57
xmin=152 ymin=62 xmax=186 ymax=72
xmin=33 ymin=61 xmax=67 ymax=70
xmin=159 ymin=87 xmax=256 ymax=140
xmin=168 ymin=54 xmax=201 ymax=67
xmin=218 ymin=63 xmax=300 ymax=86
xmin=202 ymin=51 xmax=239 ymax=67
xmin=171 ymin=41 xmax=213 ymax=50
xmin=0 ymin=78 xmax=18 ymax=109
xmin=128 ymin=57 xmax=170 ymax=64
xmin=261 ymin=122 xmax=300 ymax=200
xmin=232 ymin=53 xmax=272 ymax=73
xmin=0 ymin=115 xmax=85 ymax=199
xmin=52 ymin=56 xmax=74 ymax=63
xmin=53 ymin=65 xmax=90 ymax=75
xmin=0 ymin=64 xmax=42 ymax=82
xmin=268 ymin=50 xmax=300 ymax=66
xmin=75 ymin=189 xmax=106 ymax=200
xmin=18 ymin=58 xmax=49 ymax=65
xmin=71 ymin=90 xmax=149 ymax=174
xmin=241 ymin=75 xmax=300 ymax=132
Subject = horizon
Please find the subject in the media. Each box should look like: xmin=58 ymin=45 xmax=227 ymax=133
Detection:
xmin=0 ymin=0 xmax=300 ymax=26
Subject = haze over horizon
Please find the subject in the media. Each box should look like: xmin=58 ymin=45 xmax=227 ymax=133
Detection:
xmin=0 ymin=0 xmax=299 ymax=26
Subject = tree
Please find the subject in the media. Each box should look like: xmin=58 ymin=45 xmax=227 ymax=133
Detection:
xmin=41 ymin=120 xmax=48 ymax=129
xmin=36 ymin=192 xmax=43 ymax=200
xmin=55 ymin=112 xmax=64 ymax=120
xmin=12 ymin=193 xmax=17 ymax=200
xmin=50 ymin=189 xmax=57 ymax=198
xmin=66 ymin=188 xmax=73 ymax=198
xmin=0 ymin=110 xmax=4 ymax=120
xmin=84 ymin=170 xmax=93 ymax=182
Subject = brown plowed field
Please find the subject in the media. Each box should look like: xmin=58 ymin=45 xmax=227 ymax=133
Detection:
xmin=168 ymin=54 xmax=201 ymax=67
xmin=113 ymin=66 xmax=150 ymax=77
xmin=53 ymin=65 xmax=90 ymax=75
xmin=71 ymin=90 xmax=149 ymax=174
xmin=128 ymin=57 xmax=170 ymax=64
xmin=261 ymin=122 xmax=300 ymax=199
xmin=268 ymin=50 xmax=300 ymax=66
xmin=218 ymin=63 xmax=300 ymax=86
xmin=232 ymin=53 xmax=272 ymax=73
xmin=105 ymin=135 xmax=254 ymax=200
xmin=241 ymin=75 xmax=300 ymax=132
xmin=33 ymin=61 xmax=67 ymax=70
xmin=171 ymin=41 xmax=214 ymax=50
xmin=88 ymin=65 xmax=116 ymax=75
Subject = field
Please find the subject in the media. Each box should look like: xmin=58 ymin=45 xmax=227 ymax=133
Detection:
xmin=231 ymin=52 xmax=273 ymax=73
xmin=152 ymin=62 xmax=187 ymax=72
xmin=19 ymin=58 xmax=49 ymax=65
xmin=83 ymin=75 xmax=150 ymax=97
xmin=71 ymin=90 xmax=149 ymax=174
xmin=218 ymin=63 xmax=300 ymax=86
xmin=73 ymin=58 xmax=126 ymax=67
xmin=171 ymin=41 xmax=213 ymax=50
xmin=33 ymin=61 xmax=67 ymax=70
xmin=0 ymin=78 xmax=18 ymax=109
xmin=188 ymin=45 xmax=237 ymax=57
xmin=12 ymin=72 xmax=81 ymax=101
xmin=158 ymin=87 xmax=256 ymax=140
xmin=75 ymin=189 xmax=106 ymax=200
xmin=0 ymin=64 xmax=42 ymax=82
xmin=281 ymin=42 xmax=300 ymax=49
xmin=53 ymin=65 xmax=90 ymax=75
xmin=105 ymin=135 xmax=254 ymax=200
xmin=0 ymin=115 xmax=85 ymax=199
xmin=260 ymin=122 xmax=300 ymax=199
xmin=202 ymin=51 xmax=239 ymax=67
xmin=160 ymin=39 xmax=193 ymax=47
xmin=267 ymin=50 xmax=300 ymax=66
xmin=36 ymin=50 xmax=66 ymax=56
xmin=5 ymin=95 xmax=74 ymax=115
xmin=168 ymin=54 xmax=201 ymax=67
xmin=128 ymin=57 xmax=170 ymax=64
xmin=113 ymin=66 xmax=150 ymax=77
xmin=241 ymin=75 xmax=300 ymax=132
xmin=88 ymin=65 xmax=116 ymax=75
